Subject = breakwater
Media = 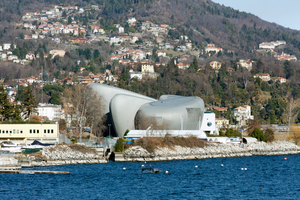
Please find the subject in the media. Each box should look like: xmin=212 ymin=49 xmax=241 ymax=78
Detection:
xmin=121 ymin=141 xmax=300 ymax=162
xmin=20 ymin=145 xmax=108 ymax=167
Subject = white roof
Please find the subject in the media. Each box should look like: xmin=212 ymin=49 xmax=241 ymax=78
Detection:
xmin=126 ymin=130 xmax=207 ymax=138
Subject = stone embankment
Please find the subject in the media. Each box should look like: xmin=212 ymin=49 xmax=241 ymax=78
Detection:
xmin=122 ymin=141 xmax=300 ymax=162
xmin=21 ymin=145 xmax=108 ymax=167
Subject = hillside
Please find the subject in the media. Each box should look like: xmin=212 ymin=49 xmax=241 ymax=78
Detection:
xmin=0 ymin=0 xmax=300 ymax=128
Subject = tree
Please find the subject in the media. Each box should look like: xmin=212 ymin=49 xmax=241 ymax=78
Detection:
xmin=264 ymin=129 xmax=274 ymax=142
xmin=0 ymin=85 xmax=14 ymax=121
xmin=21 ymin=86 xmax=37 ymax=120
xmin=114 ymin=138 xmax=125 ymax=152
xmin=62 ymin=85 xmax=107 ymax=140
xmin=288 ymin=125 xmax=300 ymax=145
xmin=250 ymin=128 xmax=268 ymax=142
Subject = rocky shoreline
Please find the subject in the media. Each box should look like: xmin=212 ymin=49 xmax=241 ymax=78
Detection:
xmin=17 ymin=141 xmax=300 ymax=166
xmin=20 ymin=145 xmax=108 ymax=167
xmin=122 ymin=141 xmax=300 ymax=162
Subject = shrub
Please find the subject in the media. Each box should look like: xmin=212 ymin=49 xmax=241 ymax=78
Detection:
xmin=251 ymin=128 xmax=268 ymax=142
xmin=114 ymin=138 xmax=125 ymax=152
xmin=225 ymin=128 xmax=241 ymax=137
xmin=264 ymin=129 xmax=274 ymax=142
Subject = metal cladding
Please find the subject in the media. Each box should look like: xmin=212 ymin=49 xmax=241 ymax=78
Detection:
xmin=88 ymin=83 xmax=205 ymax=137
xmin=138 ymin=96 xmax=205 ymax=130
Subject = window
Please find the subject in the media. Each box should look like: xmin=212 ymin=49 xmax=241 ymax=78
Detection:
xmin=13 ymin=129 xmax=15 ymax=134
xmin=2 ymin=130 xmax=4 ymax=133
xmin=20 ymin=130 xmax=23 ymax=134
xmin=37 ymin=130 xmax=39 ymax=133
xmin=51 ymin=129 xmax=54 ymax=133
xmin=17 ymin=130 xmax=19 ymax=134
xmin=0 ymin=129 xmax=1 ymax=133
xmin=44 ymin=129 xmax=46 ymax=134
xmin=9 ymin=130 xmax=12 ymax=134
xmin=48 ymin=129 xmax=50 ymax=133
xmin=30 ymin=129 xmax=32 ymax=134
xmin=6 ymin=130 xmax=8 ymax=133
xmin=33 ymin=129 xmax=36 ymax=134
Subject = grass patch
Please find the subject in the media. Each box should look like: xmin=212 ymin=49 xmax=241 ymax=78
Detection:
xmin=68 ymin=144 xmax=97 ymax=154
xmin=133 ymin=136 xmax=206 ymax=153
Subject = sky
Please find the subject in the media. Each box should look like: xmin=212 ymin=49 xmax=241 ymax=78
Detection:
xmin=211 ymin=0 xmax=300 ymax=30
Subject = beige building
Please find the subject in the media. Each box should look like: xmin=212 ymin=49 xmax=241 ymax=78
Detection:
xmin=215 ymin=118 xmax=229 ymax=128
xmin=49 ymin=49 xmax=66 ymax=57
xmin=0 ymin=124 xmax=59 ymax=144
xmin=209 ymin=61 xmax=222 ymax=70
xmin=142 ymin=64 xmax=154 ymax=73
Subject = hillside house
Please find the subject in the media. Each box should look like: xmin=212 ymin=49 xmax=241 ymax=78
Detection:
xmin=142 ymin=64 xmax=154 ymax=73
xmin=205 ymin=43 xmax=222 ymax=54
xmin=274 ymin=77 xmax=287 ymax=84
xmin=255 ymin=73 xmax=270 ymax=82
xmin=237 ymin=59 xmax=254 ymax=71
xmin=234 ymin=105 xmax=254 ymax=126
xmin=209 ymin=61 xmax=222 ymax=70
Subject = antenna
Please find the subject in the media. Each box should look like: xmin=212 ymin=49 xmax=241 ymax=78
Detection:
xmin=41 ymin=64 xmax=43 ymax=104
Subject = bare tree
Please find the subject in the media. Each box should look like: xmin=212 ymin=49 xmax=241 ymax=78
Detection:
xmin=61 ymin=84 xmax=107 ymax=140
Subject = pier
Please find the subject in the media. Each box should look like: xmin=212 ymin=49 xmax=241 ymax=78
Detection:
xmin=0 ymin=170 xmax=69 ymax=174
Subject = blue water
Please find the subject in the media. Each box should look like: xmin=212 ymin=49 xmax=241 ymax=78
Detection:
xmin=1 ymin=155 xmax=300 ymax=200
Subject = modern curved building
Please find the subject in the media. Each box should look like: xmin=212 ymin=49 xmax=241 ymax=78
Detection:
xmin=88 ymin=83 xmax=212 ymax=137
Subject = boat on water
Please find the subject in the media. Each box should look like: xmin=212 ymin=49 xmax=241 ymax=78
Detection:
xmin=141 ymin=165 xmax=161 ymax=173
xmin=0 ymin=141 xmax=22 ymax=153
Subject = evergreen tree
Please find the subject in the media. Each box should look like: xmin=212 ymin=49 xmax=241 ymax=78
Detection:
xmin=21 ymin=86 xmax=37 ymax=120
xmin=0 ymin=86 xmax=14 ymax=121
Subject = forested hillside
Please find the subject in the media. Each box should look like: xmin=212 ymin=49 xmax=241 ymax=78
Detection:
xmin=1 ymin=0 xmax=300 ymax=127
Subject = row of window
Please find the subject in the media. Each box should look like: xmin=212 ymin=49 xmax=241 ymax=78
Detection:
xmin=0 ymin=129 xmax=54 ymax=134
xmin=1 ymin=129 xmax=23 ymax=134
xmin=30 ymin=129 xmax=54 ymax=134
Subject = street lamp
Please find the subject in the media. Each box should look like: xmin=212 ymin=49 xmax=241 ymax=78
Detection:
xmin=108 ymin=124 xmax=111 ymax=138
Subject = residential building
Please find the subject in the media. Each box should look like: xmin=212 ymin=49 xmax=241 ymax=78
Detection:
xmin=49 ymin=49 xmax=66 ymax=57
xmin=37 ymin=103 xmax=61 ymax=121
xmin=142 ymin=64 xmax=154 ymax=73
xmin=233 ymin=105 xmax=254 ymax=126
xmin=274 ymin=77 xmax=287 ymax=84
xmin=213 ymin=107 xmax=228 ymax=112
xmin=205 ymin=43 xmax=222 ymax=53
xmin=127 ymin=17 xmax=136 ymax=24
xmin=215 ymin=118 xmax=230 ymax=128
xmin=118 ymin=26 xmax=124 ymax=33
xmin=256 ymin=73 xmax=270 ymax=82
xmin=237 ymin=59 xmax=254 ymax=71
xmin=130 ymin=71 xmax=143 ymax=80
xmin=209 ymin=61 xmax=222 ymax=70
xmin=274 ymin=52 xmax=297 ymax=61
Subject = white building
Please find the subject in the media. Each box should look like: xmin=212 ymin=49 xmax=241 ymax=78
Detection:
xmin=234 ymin=105 xmax=254 ymax=126
xmin=274 ymin=77 xmax=286 ymax=84
xmin=37 ymin=103 xmax=62 ymax=121
xmin=200 ymin=111 xmax=218 ymax=135
xmin=110 ymin=36 xmax=120 ymax=44
xmin=130 ymin=71 xmax=143 ymax=80
xmin=118 ymin=26 xmax=124 ymax=33
xmin=127 ymin=17 xmax=136 ymax=24
xmin=237 ymin=59 xmax=254 ymax=71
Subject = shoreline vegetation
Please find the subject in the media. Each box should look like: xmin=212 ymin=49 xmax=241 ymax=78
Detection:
xmin=19 ymin=137 xmax=300 ymax=166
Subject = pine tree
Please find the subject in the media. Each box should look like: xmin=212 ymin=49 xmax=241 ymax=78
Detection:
xmin=0 ymin=85 xmax=14 ymax=121
xmin=22 ymin=86 xmax=37 ymax=120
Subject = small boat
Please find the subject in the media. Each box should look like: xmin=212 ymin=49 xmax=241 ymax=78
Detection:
xmin=0 ymin=141 xmax=22 ymax=153
xmin=141 ymin=165 xmax=161 ymax=173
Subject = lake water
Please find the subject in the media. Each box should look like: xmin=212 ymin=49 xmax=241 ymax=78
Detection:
xmin=1 ymin=154 xmax=300 ymax=200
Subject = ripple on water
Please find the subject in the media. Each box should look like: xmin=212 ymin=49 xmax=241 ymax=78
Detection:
xmin=0 ymin=155 xmax=300 ymax=199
